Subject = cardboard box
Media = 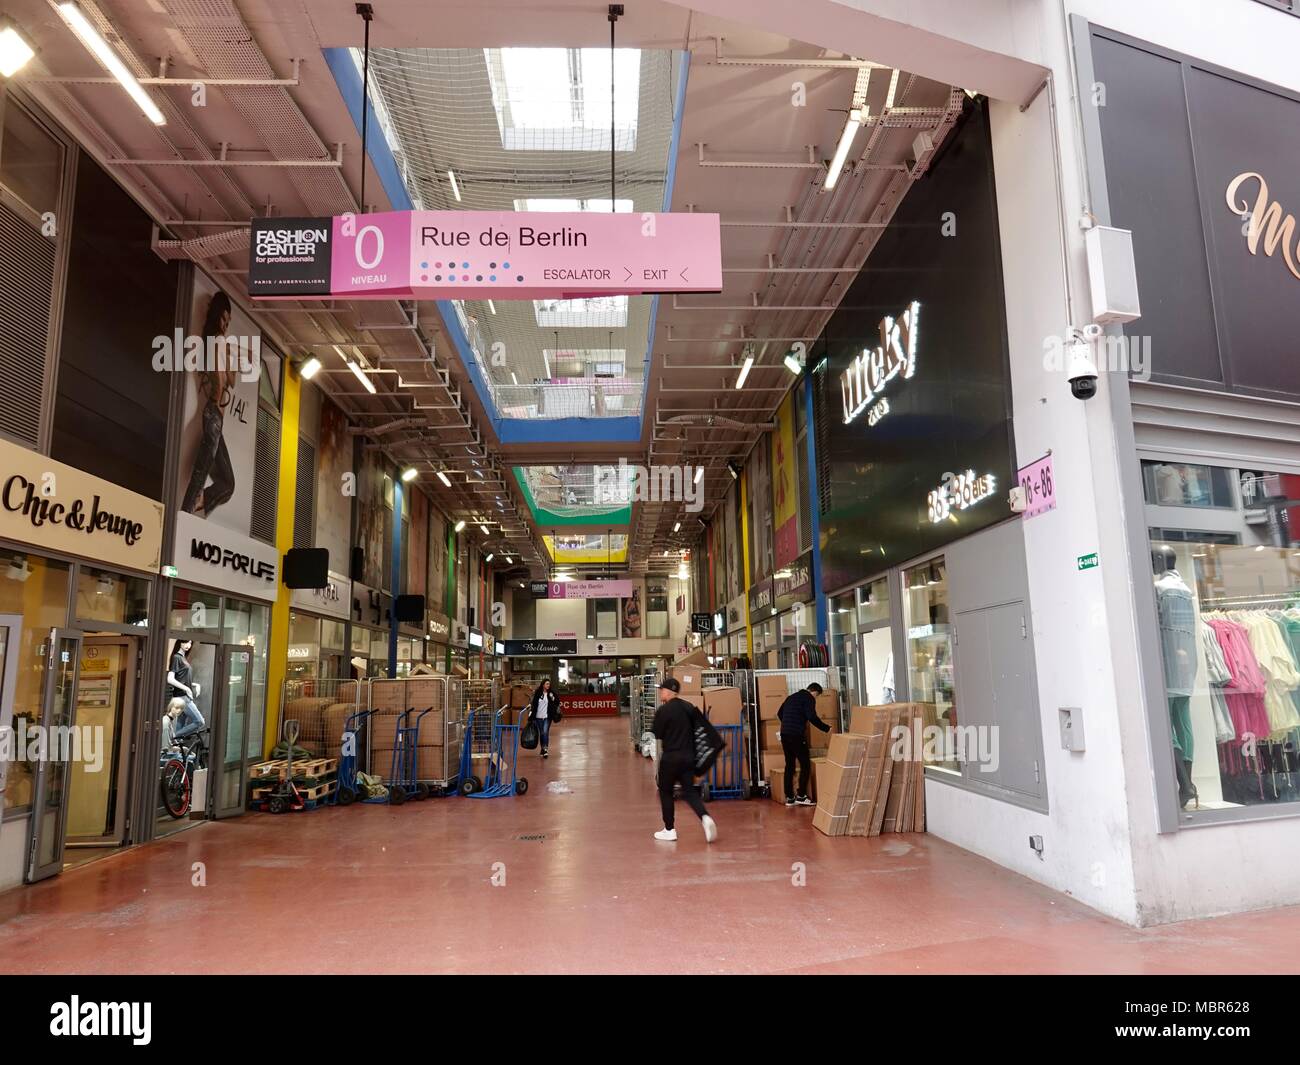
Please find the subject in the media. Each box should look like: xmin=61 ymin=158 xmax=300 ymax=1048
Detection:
xmin=405 ymin=678 xmax=446 ymax=710
xmin=760 ymin=719 xmax=784 ymax=751
xmin=370 ymin=709 xmax=445 ymax=749
xmin=674 ymin=647 xmax=711 ymax=671
xmin=756 ymin=675 xmax=789 ymax=719
xmin=826 ymin=732 xmax=867 ymax=769
xmin=674 ymin=670 xmax=703 ymax=699
xmin=368 ymin=744 xmax=447 ymax=782
xmin=369 ymin=680 xmax=407 ymax=711
xmin=812 ymin=804 xmax=849 ymax=836
xmin=764 ymin=750 xmax=786 ymax=774
xmin=509 ymin=684 xmax=533 ymax=710
xmin=815 ymin=690 xmax=841 ymax=730
xmin=768 ymin=765 xmax=815 ymax=804
xmin=848 ymin=702 xmax=928 ymax=735
xmin=702 ymin=686 xmax=743 ymax=726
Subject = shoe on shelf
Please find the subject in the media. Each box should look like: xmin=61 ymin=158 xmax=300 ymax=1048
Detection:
xmin=784 ymin=797 xmax=796 ymax=807
xmin=702 ymin=814 xmax=718 ymax=843
xmin=654 ymin=828 xmax=678 ymax=842
xmin=795 ymin=795 xmax=815 ymax=807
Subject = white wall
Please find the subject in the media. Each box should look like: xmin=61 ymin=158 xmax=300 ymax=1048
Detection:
xmin=0 ymin=814 xmax=28 ymax=892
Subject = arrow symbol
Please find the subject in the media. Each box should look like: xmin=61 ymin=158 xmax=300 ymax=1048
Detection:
xmin=679 ymin=268 xmax=689 ymax=281
xmin=623 ymin=267 xmax=633 ymax=282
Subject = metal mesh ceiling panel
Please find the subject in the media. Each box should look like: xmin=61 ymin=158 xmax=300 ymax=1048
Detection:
xmin=363 ymin=46 xmax=681 ymax=417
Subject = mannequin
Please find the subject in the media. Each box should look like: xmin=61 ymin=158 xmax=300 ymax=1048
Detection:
xmin=166 ymin=639 xmax=206 ymax=743
xmin=1153 ymin=547 xmax=1199 ymax=808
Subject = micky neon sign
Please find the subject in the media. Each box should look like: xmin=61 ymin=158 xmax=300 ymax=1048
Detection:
xmin=840 ymin=300 xmax=921 ymax=426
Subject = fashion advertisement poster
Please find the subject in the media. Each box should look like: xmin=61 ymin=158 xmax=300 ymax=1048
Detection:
xmin=770 ymin=391 xmax=799 ymax=569
xmin=429 ymin=508 xmax=447 ymax=611
xmin=315 ymin=399 xmax=353 ymax=574
xmin=409 ymin=490 xmax=428 ymax=599
xmin=176 ymin=271 xmax=261 ymax=536
xmin=621 ymin=583 xmax=642 ymax=639
xmin=355 ymin=448 xmax=386 ymax=590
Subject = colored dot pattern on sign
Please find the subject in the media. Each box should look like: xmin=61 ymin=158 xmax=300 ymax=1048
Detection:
xmin=412 ymin=259 xmax=522 ymax=285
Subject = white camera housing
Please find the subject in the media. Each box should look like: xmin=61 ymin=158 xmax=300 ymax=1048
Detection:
xmin=1067 ymin=340 xmax=1099 ymax=401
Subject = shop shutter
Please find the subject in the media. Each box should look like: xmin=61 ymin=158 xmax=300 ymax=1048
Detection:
xmin=1130 ymin=380 xmax=1300 ymax=475
xmin=293 ymin=437 xmax=315 ymax=548
xmin=0 ymin=200 xmax=53 ymax=447
xmin=251 ymin=406 xmax=279 ymax=544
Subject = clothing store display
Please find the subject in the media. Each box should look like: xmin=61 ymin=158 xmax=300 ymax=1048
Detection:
xmin=1155 ymin=571 xmax=1198 ymax=696
xmin=1233 ymin=612 xmax=1300 ymax=736
xmin=1200 ymin=623 xmax=1235 ymax=743
xmin=1205 ymin=617 xmax=1271 ymax=741
xmin=1168 ymin=695 xmax=1194 ymax=761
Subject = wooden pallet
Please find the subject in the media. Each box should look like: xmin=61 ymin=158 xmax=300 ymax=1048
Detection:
xmin=248 ymin=758 xmax=339 ymax=782
xmin=249 ymin=779 xmax=337 ymax=802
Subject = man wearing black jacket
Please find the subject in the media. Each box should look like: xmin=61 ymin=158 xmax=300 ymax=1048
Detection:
xmin=651 ymin=678 xmax=718 ymax=843
xmin=777 ymin=683 xmax=830 ymax=807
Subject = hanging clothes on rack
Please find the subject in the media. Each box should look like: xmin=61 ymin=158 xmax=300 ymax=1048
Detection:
xmin=1204 ymin=615 xmax=1271 ymax=742
xmin=1234 ymin=611 xmax=1300 ymax=736
xmin=1200 ymin=623 xmax=1236 ymax=743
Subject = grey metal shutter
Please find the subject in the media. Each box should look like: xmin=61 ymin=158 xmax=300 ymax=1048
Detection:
xmin=1130 ymin=380 xmax=1300 ymax=476
xmin=0 ymin=199 xmax=52 ymax=446
xmin=251 ymin=406 xmax=279 ymax=543
xmin=293 ymin=437 xmax=315 ymax=548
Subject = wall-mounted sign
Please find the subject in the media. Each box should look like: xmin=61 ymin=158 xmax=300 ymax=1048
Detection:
xmin=593 ymin=640 xmax=618 ymax=656
xmin=173 ymin=510 xmax=277 ymax=601
xmin=427 ymin=611 xmax=451 ymax=641
xmin=1017 ymin=454 xmax=1057 ymax=520
xmin=1077 ymin=552 xmax=1100 ymax=571
xmin=452 ymin=620 xmax=469 ymax=646
xmin=558 ymin=693 xmax=620 ymax=717
xmin=748 ymin=578 xmax=774 ymax=618
xmin=528 ymin=580 xmax=549 ymax=597
xmin=690 ymin=612 xmax=714 ymax=634
xmin=250 ymin=210 xmax=723 ymax=302
xmin=468 ymin=630 xmax=483 ymax=649
xmin=676 ymin=594 xmax=686 ymax=615
xmin=773 ymin=551 xmax=813 ymax=612
xmin=927 ymin=470 xmax=998 ymax=524
xmin=726 ymin=593 xmax=746 ymax=631
xmin=501 ymin=639 xmax=578 ymax=656
xmin=548 ymin=579 xmax=634 ymax=600
xmin=287 ymin=644 xmax=317 ymax=660
xmin=840 ymin=300 xmax=921 ymax=426
xmin=0 ymin=437 xmax=164 ymax=573
xmin=290 ymin=570 xmax=351 ymax=620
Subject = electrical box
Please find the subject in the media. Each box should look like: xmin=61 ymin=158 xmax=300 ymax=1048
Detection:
xmin=1058 ymin=706 xmax=1085 ymax=752
xmin=1084 ymin=225 xmax=1141 ymax=324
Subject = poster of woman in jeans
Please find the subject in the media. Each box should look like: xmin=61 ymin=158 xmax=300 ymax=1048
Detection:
xmin=176 ymin=272 xmax=261 ymax=535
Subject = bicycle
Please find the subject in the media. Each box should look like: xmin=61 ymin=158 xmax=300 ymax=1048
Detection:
xmin=160 ymin=729 xmax=209 ymax=819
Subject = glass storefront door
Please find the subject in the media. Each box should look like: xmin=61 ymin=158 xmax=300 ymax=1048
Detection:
xmin=211 ymin=644 xmax=252 ymax=818
xmin=65 ymin=635 xmax=138 ymax=847
xmin=26 ymin=628 xmax=83 ymax=882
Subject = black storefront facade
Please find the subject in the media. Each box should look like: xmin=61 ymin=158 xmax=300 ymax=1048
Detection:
xmin=815 ymin=100 xmax=1048 ymax=810
xmin=1077 ymin=23 xmax=1300 ymax=831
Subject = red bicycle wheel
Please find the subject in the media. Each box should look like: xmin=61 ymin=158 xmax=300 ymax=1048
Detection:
xmin=161 ymin=758 xmax=191 ymax=819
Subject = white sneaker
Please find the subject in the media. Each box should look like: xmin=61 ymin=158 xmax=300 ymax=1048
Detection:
xmin=654 ymin=828 xmax=678 ymax=841
xmin=701 ymin=815 xmax=718 ymax=843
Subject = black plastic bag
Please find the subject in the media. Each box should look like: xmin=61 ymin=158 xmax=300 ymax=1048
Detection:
xmin=520 ymin=719 xmax=540 ymax=750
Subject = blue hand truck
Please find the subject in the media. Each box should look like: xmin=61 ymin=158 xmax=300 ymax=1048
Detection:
xmin=388 ymin=707 xmax=433 ymax=805
xmin=705 ymin=723 xmax=745 ymax=800
xmin=332 ymin=709 xmax=386 ymax=805
xmin=458 ymin=706 xmax=528 ymax=798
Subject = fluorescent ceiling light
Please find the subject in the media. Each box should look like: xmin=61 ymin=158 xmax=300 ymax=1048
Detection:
xmin=347 ymin=359 xmax=376 ymax=394
xmin=0 ymin=20 xmax=35 ymax=78
xmin=487 ymin=300 xmax=496 ymax=314
xmin=447 ymin=169 xmax=461 ymax=201
xmin=479 ymin=524 xmax=489 ymax=535
xmin=694 ymin=466 xmax=704 ymax=485
xmin=485 ymin=553 xmax=494 ymax=562
xmin=784 ymin=351 xmax=803 ymax=375
xmin=825 ymin=107 xmax=864 ymax=190
xmin=299 ymin=357 xmax=321 ymax=380
xmin=510 ymin=372 xmax=519 ymax=386
xmin=400 ymin=467 xmax=418 ymax=482
xmin=673 ymin=521 xmax=681 ymax=533
xmin=436 ymin=470 xmax=452 ymax=488
xmin=56 ymin=2 xmax=165 ymax=125
xmin=505 ymin=556 xmax=514 ymax=564
xmin=542 ymin=350 xmax=551 ymax=379
xmin=454 ymin=520 xmax=467 ymax=533
xmin=735 ymin=353 xmax=754 ymax=390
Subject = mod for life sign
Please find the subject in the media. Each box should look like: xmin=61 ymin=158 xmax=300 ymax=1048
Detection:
xmin=250 ymin=211 xmax=722 ymax=301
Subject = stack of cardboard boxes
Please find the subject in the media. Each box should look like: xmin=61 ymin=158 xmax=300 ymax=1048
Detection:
xmin=757 ymin=678 xmax=842 ymax=803
xmin=811 ymin=703 xmax=928 ymax=837
xmin=700 ymin=685 xmax=746 ymax=789
xmin=367 ymin=678 xmax=451 ymax=783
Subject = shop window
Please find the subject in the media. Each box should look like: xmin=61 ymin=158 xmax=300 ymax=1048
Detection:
xmin=321 ymin=620 xmax=347 ymax=651
xmin=646 ymin=584 xmax=668 ymax=639
xmin=1 ymin=553 xmax=72 ymax=814
xmin=287 ymin=612 xmax=321 ymax=683
xmin=1142 ymin=461 xmax=1235 ymax=508
xmin=75 ymin=567 xmax=149 ymax=627
xmin=1146 ymin=463 xmax=1300 ymax=814
xmin=903 ymin=558 xmax=957 ymax=772
xmin=856 ymin=577 xmax=890 ymax=628
xmin=170 ymin=587 xmax=222 ymax=634
xmin=587 ymin=598 xmax=618 ymax=639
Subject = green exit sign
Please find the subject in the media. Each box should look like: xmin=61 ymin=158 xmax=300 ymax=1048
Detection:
xmin=1077 ymin=552 xmax=1099 ymax=571
xmin=161 ymin=564 xmax=179 ymax=578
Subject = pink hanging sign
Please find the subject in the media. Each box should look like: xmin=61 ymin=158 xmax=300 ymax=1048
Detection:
xmin=1017 ymin=454 xmax=1057 ymax=519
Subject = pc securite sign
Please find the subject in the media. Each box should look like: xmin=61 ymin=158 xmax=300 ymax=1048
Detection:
xmin=249 ymin=211 xmax=722 ymax=301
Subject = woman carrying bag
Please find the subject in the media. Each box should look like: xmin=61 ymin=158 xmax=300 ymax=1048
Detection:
xmin=529 ymin=679 xmax=560 ymax=759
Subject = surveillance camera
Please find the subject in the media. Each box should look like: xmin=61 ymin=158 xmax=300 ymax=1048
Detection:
xmin=1067 ymin=343 xmax=1099 ymax=401
xmin=1081 ymin=322 xmax=1104 ymax=341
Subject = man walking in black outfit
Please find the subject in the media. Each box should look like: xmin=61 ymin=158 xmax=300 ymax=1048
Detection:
xmin=651 ymin=678 xmax=718 ymax=843
xmin=777 ymin=683 xmax=831 ymax=807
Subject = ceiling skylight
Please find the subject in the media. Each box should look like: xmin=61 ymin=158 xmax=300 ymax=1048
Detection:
xmin=514 ymin=197 xmax=634 ymax=213
xmin=485 ymin=47 xmax=641 ymax=152
xmin=534 ymin=296 xmax=629 ymax=329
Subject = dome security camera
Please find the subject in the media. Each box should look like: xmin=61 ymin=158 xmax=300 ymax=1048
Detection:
xmin=1066 ymin=337 xmax=1099 ymax=400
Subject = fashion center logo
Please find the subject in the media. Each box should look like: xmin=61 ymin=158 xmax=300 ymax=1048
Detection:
xmin=840 ymin=300 xmax=921 ymax=426
xmin=1225 ymin=171 xmax=1300 ymax=282
xmin=2 ymin=475 xmax=145 ymax=547
xmin=255 ymin=225 xmax=329 ymax=259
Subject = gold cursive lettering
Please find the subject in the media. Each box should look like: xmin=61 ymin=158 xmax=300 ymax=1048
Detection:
xmin=1225 ymin=171 xmax=1300 ymax=282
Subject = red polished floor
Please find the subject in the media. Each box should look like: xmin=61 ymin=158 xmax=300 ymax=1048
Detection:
xmin=2 ymin=717 xmax=1299 ymax=974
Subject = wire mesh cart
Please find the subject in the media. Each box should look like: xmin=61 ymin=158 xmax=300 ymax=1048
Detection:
xmin=458 ymin=706 xmax=528 ymax=797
